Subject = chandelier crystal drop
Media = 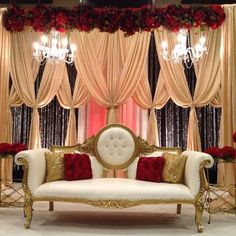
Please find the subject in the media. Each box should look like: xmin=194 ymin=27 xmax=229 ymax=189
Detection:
xmin=160 ymin=29 xmax=207 ymax=68
xmin=33 ymin=28 xmax=76 ymax=64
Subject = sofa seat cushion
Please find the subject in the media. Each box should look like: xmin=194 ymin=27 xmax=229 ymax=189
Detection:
xmin=34 ymin=178 xmax=194 ymax=201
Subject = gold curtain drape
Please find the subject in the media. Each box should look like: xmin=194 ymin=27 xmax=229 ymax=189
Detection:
xmin=154 ymin=27 xmax=221 ymax=151
xmin=10 ymin=29 xmax=67 ymax=149
xmin=219 ymin=4 xmax=236 ymax=188
xmin=71 ymin=29 xmax=150 ymax=124
xmin=133 ymin=69 xmax=169 ymax=145
xmin=57 ymin=73 xmax=90 ymax=145
xmin=154 ymin=28 xmax=197 ymax=150
xmin=0 ymin=8 xmax=12 ymax=186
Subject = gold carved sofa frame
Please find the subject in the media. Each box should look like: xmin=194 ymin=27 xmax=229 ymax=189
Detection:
xmin=16 ymin=124 xmax=213 ymax=232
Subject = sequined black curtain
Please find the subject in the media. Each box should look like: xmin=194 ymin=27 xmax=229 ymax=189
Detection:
xmin=12 ymin=34 xmax=220 ymax=182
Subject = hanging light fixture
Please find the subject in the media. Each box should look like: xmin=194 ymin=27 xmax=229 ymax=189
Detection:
xmin=33 ymin=28 xmax=76 ymax=64
xmin=160 ymin=29 xmax=207 ymax=68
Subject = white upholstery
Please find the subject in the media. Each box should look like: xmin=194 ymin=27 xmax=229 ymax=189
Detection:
xmin=96 ymin=126 xmax=136 ymax=166
xmin=182 ymin=151 xmax=214 ymax=197
xmin=15 ymin=149 xmax=49 ymax=194
xmin=34 ymin=178 xmax=194 ymax=200
xmin=127 ymin=151 xmax=164 ymax=179
xmin=89 ymin=155 xmax=103 ymax=178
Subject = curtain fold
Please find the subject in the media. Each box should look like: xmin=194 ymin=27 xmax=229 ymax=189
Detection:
xmin=10 ymin=29 xmax=66 ymax=149
xmin=0 ymin=8 xmax=12 ymax=186
xmin=154 ymin=28 xmax=196 ymax=150
xmin=57 ymin=70 xmax=90 ymax=145
xmin=190 ymin=28 xmax=221 ymax=106
xmin=133 ymin=68 xmax=169 ymax=145
xmin=71 ymin=30 xmax=150 ymax=124
xmin=219 ymin=5 xmax=236 ymax=188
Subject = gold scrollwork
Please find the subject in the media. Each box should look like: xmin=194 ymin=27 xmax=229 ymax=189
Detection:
xmin=87 ymin=199 xmax=139 ymax=208
xmin=17 ymin=157 xmax=33 ymax=229
xmin=136 ymin=136 xmax=182 ymax=156
xmin=195 ymin=189 xmax=205 ymax=233
xmin=80 ymin=135 xmax=96 ymax=156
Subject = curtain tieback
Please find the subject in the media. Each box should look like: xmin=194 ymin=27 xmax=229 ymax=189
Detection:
xmin=109 ymin=105 xmax=118 ymax=110
xmin=150 ymin=107 xmax=155 ymax=113
xmin=190 ymin=103 xmax=195 ymax=109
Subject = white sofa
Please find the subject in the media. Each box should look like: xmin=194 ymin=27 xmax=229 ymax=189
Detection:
xmin=15 ymin=124 xmax=213 ymax=232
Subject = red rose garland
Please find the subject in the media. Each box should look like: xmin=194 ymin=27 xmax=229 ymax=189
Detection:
xmin=2 ymin=4 xmax=226 ymax=35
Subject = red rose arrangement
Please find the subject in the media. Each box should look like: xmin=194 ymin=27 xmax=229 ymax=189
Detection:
xmin=204 ymin=146 xmax=236 ymax=161
xmin=204 ymin=146 xmax=223 ymax=159
xmin=204 ymin=131 xmax=236 ymax=161
xmin=0 ymin=143 xmax=27 ymax=156
xmin=233 ymin=131 xmax=236 ymax=143
xmin=2 ymin=4 xmax=226 ymax=35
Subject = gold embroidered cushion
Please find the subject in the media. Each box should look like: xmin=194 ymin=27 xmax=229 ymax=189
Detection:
xmin=162 ymin=152 xmax=187 ymax=183
xmin=45 ymin=152 xmax=65 ymax=182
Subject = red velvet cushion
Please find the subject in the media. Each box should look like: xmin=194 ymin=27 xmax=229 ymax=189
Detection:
xmin=136 ymin=157 xmax=165 ymax=182
xmin=64 ymin=153 xmax=92 ymax=181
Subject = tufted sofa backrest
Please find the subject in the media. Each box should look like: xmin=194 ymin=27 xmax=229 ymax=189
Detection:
xmin=94 ymin=124 xmax=138 ymax=170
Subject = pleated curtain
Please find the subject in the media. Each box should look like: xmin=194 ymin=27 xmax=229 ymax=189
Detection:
xmin=219 ymin=4 xmax=236 ymax=189
xmin=0 ymin=8 xmax=12 ymax=185
xmin=57 ymin=74 xmax=90 ymax=145
xmin=10 ymin=29 xmax=67 ymax=149
xmin=71 ymin=29 xmax=150 ymax=124
xmin=133 ymin=70 xmax=169 ymax=145
xmin=154 ymin=28 xmax=197 ymax=150
xmin=154 ymin=27 xmax=221 ymax=151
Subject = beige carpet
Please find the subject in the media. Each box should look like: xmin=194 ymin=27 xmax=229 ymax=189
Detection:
xmin=0 ymin=202 xmax=236 ymax=236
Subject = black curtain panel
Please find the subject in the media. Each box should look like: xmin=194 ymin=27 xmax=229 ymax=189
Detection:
xmin=12 ymin=35 xmax=220 ymax=183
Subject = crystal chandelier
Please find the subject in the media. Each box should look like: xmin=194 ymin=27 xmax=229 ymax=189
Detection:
xmin=33 ymin=28 xmax=76 ymax=64
xmin=160 ymin=29 xmax=207 ymax=68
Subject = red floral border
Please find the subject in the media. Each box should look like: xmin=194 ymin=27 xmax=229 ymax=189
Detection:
xmin=2 ymin=4 xmax=225 ymax=35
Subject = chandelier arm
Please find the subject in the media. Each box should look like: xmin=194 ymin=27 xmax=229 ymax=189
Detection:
xmin=160 ymin=29 xmax=207 ymax=68
xmin=33 ymin=28 xmax=76 ymax=64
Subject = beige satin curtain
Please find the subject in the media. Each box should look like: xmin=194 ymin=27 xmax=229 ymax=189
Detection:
xmin=57 ymin=74 xmax=90 ymax=145
xmin=133 ymin=70 xmax=169 ymax=145
xmin=71 ymin=30 xmax=150 ymax=124
xmin=0 ymin=8 xmax=12 ymax=185
xmin=10 ymin=29 xmax=67 ymax=149
xmin=219 ymin=5 xmax=236 ymax=187
xmin=154 ymin=27 xmax=221 ymax=150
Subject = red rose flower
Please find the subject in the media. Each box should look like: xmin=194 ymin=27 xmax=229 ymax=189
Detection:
xmin=221 ymin=146 xmax=236 ymax=160
xmin=193 ymin=10 xmax=206 ymax=27
xmin=232 ymin=131 xmax=236 ymax=143
xmin=204 ymin=147 xmax=223 ymax=159
xmin=0 ymin=143 xmax=27 ymax=155
xmin=12 ymin=143 xmax=27 ymax=154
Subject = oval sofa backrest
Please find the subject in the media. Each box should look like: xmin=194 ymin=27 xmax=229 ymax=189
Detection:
xmin=94 ymin=124 xmax=138 ymax=170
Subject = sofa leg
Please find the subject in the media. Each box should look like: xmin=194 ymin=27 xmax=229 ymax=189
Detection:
xmin=195 ymin=200 xmax=204 ymax=233
xmin=49 ymin=201 xmax=54 ymax=211
xmin=177 ymin=204 xmax=181 ymax=214
xmin=24 ymin=198 xmax=33 ymax=229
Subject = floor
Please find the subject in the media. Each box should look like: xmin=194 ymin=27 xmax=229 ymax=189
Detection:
xmin=0 ymin=202 xmax=236 ymax=236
